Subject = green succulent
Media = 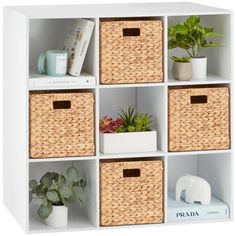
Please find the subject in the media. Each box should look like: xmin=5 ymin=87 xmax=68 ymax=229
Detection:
xmin=29 ymin=166 xmax=87 ymax=220
xmin=117 ymin=106 xmax=152 ymax=132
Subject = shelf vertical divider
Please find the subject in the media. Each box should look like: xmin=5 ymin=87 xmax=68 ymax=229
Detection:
xmin=164 ymin=154 xmax=168 ymax=224
xmin=163 ymin=16 xmax=168 ymax=84
xmin=95 ymin=17 xmax=100 ymax=227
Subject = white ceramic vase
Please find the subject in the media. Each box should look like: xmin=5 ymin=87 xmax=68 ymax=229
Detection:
xmin=44 ymin=205 xmax=68 ymax=227
xmin=191 ymin=57 xmax=207 ymax=79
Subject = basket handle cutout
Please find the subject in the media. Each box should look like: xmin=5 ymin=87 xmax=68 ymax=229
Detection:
xmin=53 ymin=100 xmax=71 ymax=109
xmin=123 ymin=28 xmax=140 ymax=36
xmin=190 ymin=95 xmax=207 ymax=104
xmin=123 ymin=168 xmax=140 ymax=177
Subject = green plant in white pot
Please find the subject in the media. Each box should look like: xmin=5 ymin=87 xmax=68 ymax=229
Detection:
xmin=29 ymin=166 xmax=87 ymax=227
xmin=168 ymin=15 xmax=223 ymax=79
xmin=171 ymin=56 xmax=192 ymax=81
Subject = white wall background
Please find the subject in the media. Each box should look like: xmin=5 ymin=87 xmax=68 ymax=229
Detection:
xmin=0 ymin=0 xmax=235 ymax=235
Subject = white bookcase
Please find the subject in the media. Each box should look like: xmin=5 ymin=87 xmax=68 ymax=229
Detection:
xmin=3 ymin=2 xmax=233 ymax=233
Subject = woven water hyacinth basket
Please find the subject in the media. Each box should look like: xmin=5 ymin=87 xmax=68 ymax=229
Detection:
xmin=100 ymin=19 xmax=163 ymax=84
xmin=30 ymin=91 xmax=95 ymax=158
xmin=100 ymin=159 xmax=163 ymax=226
xmin=168 ymin=87 xmax=230 ymax=152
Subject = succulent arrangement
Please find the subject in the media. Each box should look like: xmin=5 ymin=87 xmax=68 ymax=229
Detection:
xmin=100 ymin=106 xmax=152 ymax=133
xmin=29 ymin=166 xmax=87 ymax=220
xmin=168 ymin=15 xmax=223 ymax=58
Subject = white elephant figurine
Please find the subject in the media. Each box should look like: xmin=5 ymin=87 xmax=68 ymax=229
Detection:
xmin=176 ymin=175 xmax=211 ymax=205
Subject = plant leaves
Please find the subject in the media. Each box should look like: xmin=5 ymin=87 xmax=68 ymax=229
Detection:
xmin=168 ymin=15 xmax=223 ymax=55
xmin=40 ymin=172 xmax=53 ymax=188
xmin=203 ymin=43 xmax=223 ymax=48
xmin=43 ymin=198 xmax=48 ymax=207
xmin=168 ymin=39 xmax=178 ymax=49
xmin=205 ymin=32 xmax=224 ymax=37
xmin=61 ymin=198 xmax=69 ymax=207
xmin=67 ymin=167 xmax=79 ymax=183
xmin=127 ymin=125 xmax=135 ymax=132
xmin=172 ymin=24 xmax=186 ymax=34
xmin=29 ymin=180 xmax=37 ymax=190
xmin=35 ymin=183 xmax=47 ymax=197
xmin=51 ymin=172 xmax=59 ymax=181
xmin=171 ymin=56 xmax=191 ymax=62
xmin=186 ymin=16 xmax=200 ymax=27
xmin=46 ymin=190 xmax=60 ymax=203
xmin=38 ymin=203 xmax=52 ymax=220
xmin=57 ymin=174 xmax=66 ymax=188
xmin=59 ymin=185 xmax=73 ymax=199
xmin=73 ymin=179 xmax=87 ymax=190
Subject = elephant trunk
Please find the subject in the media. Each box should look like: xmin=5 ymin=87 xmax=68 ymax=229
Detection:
xmin=176 ymin=187 xmax=184 ymax=201
xmin=176 ymin=180 xmax=185 ymax=201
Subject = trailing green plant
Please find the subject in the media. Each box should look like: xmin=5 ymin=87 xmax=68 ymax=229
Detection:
xmin=29 ymin=166 xmax=87 ymax=220
xmin=171 ymin=56 xmax=191 ymax=63
xmin=168 ymin=15 xmax=223 ymax=58
xmin=116 ymin=106 xmax=152 ymax=132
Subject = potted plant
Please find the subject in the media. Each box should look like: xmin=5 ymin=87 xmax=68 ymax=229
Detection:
xmin=99 ymin=106 xmax=157 ymax=154
xmin=168 ymin=15 xmax=223 ymax=79
xmin=171 ymin=56 xmax=192 ymax=81
xmin=29 ymin=166 xmax=87 ymax=227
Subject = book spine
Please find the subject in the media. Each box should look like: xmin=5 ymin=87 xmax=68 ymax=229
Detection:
xmin=29 ymin=77 xmax=96 ymax=88
xmin=168 ymin=206 xmax=229 ymax=222
xmin=68 ymin=21 xmax=94 ymax=76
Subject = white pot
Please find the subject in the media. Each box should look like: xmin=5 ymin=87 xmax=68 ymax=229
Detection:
xmin=100 ymin=130 xmax=157 ymax=154
xmin=191 ymin=57 xmax=207 ymax=79
xmin=44 ymin=205 xmax=68 ymax=227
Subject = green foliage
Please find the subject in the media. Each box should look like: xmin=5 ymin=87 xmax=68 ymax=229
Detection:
xmin=29 ymin=167 xmax=87 ymax=220
xmin=171 ymin=56 xmax=191 ymax=63
xmin=116 ymin=106 xmax=152 ymax=132
xmin=168 ymin=15 xmax=223 ymax=58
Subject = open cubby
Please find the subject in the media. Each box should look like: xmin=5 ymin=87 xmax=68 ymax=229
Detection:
xmin=29 ymin=160 xmax=98 ymax=232
xmin=167 ymin=153 xmax=232 ymax=222
xmin=167 ymin=14 xmax=232 ymax=85
xmin=3 ymin=2 xmax=233 ymax=233
xmin=29 ymin=18 xmax=97 ymax=78
xmin=99 ymin=86 xmax=167 ymax=154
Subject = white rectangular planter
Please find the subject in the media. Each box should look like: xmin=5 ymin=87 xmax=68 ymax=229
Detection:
xmin=100 ymin=131 xmax=157 ymax=154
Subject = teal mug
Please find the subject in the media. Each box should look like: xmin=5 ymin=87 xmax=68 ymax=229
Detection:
xmin=37 ymin=50 xmax=68 ymax=76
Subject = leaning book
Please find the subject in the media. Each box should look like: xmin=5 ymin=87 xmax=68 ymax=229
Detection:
xmin=64 ymin=19 xmax=95 ymax=76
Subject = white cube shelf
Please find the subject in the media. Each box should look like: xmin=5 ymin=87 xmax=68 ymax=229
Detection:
xmin=3 ymin=2 xmax=233 ymax=233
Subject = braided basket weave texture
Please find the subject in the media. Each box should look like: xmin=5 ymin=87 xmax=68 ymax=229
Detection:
xmin=100 ymin=159 xmax=163 ymax=226
xmin=168 ymin=87 xmax=230 ymax=152
xmin=30 ymin=92 xmax=95 ymax=158
xmin=100 ymin=19 xmax=163 ymax=84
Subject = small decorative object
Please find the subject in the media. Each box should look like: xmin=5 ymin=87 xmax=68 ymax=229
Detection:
xmin=29 ymin=166 xmax=87 ymax=227
xmin=99 ymin=106 xmax=157 ymax=154
xmin=176 ymin=175 xmax=211 ymax=205
xmin=168 ymin=15 xmax=223 ymax=79
xmin=37 ymin=50 xmax=68 ymax=76
xmin=171 ymin=56 xmax=192 ymax=81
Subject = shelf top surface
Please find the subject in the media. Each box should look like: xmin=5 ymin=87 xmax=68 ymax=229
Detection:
xmin=7 ymin=2 xmax=231 ymax=19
